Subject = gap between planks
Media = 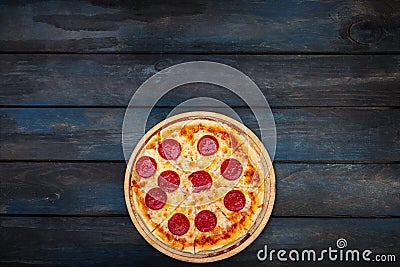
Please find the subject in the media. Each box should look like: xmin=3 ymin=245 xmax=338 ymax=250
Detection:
xmin=0 ymin=159 xmax=398 ymax=164
xmin=0 ymin=105 xmax=399 ymax=109
xmin=1 ymin=51 xmax=400 ymax=56
xmin=1 ymin=214 xmax=399 ymax=219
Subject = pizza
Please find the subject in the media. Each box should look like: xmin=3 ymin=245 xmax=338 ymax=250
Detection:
xmin=125 ymin=112 xmax=275 ymax=262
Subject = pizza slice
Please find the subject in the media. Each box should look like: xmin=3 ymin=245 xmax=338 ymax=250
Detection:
xmin=193 ymin=200 xmax=249 ymax=253
xmin=218 ymin=184 xmax=265 ymax=234
xmin=152 ymin=195 xmax=196 ymax=253
xmin=130 ymin=184 xmax=179 ymax=231
xmin=159 ymin=119 xmax=244 ymax=173
xmin=131 ymin=153 xmax=190 ymax=231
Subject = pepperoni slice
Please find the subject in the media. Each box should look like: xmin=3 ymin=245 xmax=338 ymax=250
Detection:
xmin=251 ymin=172 xmax=260 ymax=185
xmin=157 ymin=170 xmax=180 ymax=193
xmin=195 ymin=210 xmax=217 ymax=232
xmin=145 ymin=187 xmax=167 ymax=210
xmin=224 ymin=190 xmax=246 ymax=211
xmin=229 ymin=134 xmax=239 ymax=150
xmin=197 ymin=135 xmax=219 ymax=156
xmin=188 ymin=171 xmax=212 ymax=193
xmin=168 ymin=213 xmax=190 ymax=235
xmin=136 ymin=156 xmax=157 ymax=178
xmin=158 ymin=139 xmax=181 ymax=160
xmin=220 ymin=158 xmax=243 ymax=180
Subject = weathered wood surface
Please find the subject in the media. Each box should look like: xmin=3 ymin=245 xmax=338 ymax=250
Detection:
xmin=0 ymin=0 xmax=399 ymax=53
xmin=1 ymin=217 xmax=399 ymax=266
xmin=1 ymin=55 xmax=399 ymax=107
xmin=1 ymin=162 xmax=399 ymax=217
xmin=1 ymin=1 xmax=399 ymax=265
xmin=1 ymin=108 xmax=399 ymax=161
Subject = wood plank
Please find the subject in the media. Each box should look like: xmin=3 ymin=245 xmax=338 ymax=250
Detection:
xmin=275 ymin=163 xmax=400 ymax=217
xmin=0 ymin=162 xmax=399 ymax=217
xmin=1 ymin=108 xmax=399 ymax=161
xmin=1 ymin=54 xmax=399 ymax=107
xmin=0 ymin=0 xmax=399 ymax=53
xmin=0 ymin=162 xmax=125 ymax=216
xmin=0 ymin=217 xmax=398 ymax=266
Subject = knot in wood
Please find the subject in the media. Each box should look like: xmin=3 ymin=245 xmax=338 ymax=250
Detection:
xmin=46 ymin=193 xmax=60 ymax=203
xmin=348 ymin=17 xmax=383 ymax=45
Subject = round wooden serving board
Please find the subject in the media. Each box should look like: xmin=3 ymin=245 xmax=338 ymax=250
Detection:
xmin=124 ymin=111 xmax=276 ymax=263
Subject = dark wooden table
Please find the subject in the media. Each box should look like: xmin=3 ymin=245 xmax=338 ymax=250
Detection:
xmin=1 ymin=1 xmax=399 ymax=266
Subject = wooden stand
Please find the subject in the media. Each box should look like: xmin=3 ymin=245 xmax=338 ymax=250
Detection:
xmin=124 ymin=111 xmax=276 ymax=263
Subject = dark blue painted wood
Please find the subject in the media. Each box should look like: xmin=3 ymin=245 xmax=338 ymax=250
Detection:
xmin=1 ymin=1 xmax=399 ymax=265
xmin=1 ymin=54 xmax=399 ymax=107
xmin=1 ymin=162 xmax=399 ymax=217
xmin=1 ymin=108 xmax=399 ymax=161
xmin=1 ymin=217 xmax=399 ymax=266
xmin=0 ymin=0 xmax=399 ymax=52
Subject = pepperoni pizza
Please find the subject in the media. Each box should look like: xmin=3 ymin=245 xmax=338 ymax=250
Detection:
xmin=125 ymin=112 xmax=275 ymax=262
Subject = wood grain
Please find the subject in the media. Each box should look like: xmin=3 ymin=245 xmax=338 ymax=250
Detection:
xmin=1 ymin=54 xmax=399 ymax=107
xmin=0 ymin=216 xmax=399 ymax=266
xmin=0 ymin=0 xmax=399 ymax=53
xmin=0 ymin=162 xmax=125 ymax=215
xmin=1 ymin=162 xmax=399 ymax=217
xmin=1 ymin=108 xmax=399 ymax=161
xmin=0 ymin=0 xmax=398 ymax=265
